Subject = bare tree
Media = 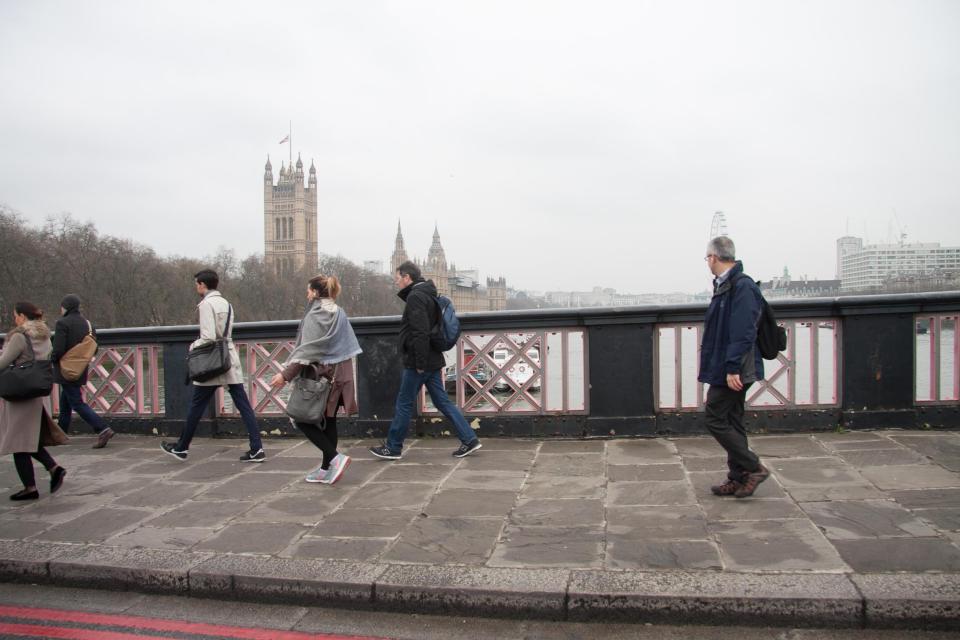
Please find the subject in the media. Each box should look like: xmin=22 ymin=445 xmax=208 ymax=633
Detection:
xmin=0 ymin=211 xmax=407 ymax=329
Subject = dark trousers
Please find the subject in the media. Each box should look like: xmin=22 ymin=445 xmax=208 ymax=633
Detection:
xmin=58 ymin=384 xmax=106 ymax=434
xmin=705 ymin=383 xmax=760 ymax=480
xmin=176 ymin=384 xmax=263 ymax=452
xmin=296 ymin=415 xmax=338 ymax=469
xmin=13 ymin=447 xmax=57 ymax=488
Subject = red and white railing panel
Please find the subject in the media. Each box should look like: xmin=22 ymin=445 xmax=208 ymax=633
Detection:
xmin=655 ymin=318 xmax=841 ymax=411
xmin=422 ymin=328 xmax=588 ymax=415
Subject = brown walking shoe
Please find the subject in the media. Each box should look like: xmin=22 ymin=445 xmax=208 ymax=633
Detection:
xmin=710 ymin=478 xmax=742 ymax=496
xmin=93 ymin=427 xmax=115 ymax=449
xmin=734 ymin=464 xmax=770 ymax=498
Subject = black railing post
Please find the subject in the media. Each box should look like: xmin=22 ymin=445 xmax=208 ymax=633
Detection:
xmin=586 ymin=322 xmax=656 ymax=435
xmin=355 ymin=332 xmax=403 ymax=436
xmin=841 ymin=312 xmax=917 ymax=428
xmin=161 ymin=342 xmax=192 ymax=432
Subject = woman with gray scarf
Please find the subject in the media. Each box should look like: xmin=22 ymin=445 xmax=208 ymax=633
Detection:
xmin=270 ymin=275 xmax=362 ymax=485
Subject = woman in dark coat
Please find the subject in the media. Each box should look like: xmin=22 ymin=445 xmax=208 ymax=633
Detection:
xmin=270 ymin=275 xmax=361 ymax=485
xmin=0 ymin=302 xmax=68 ymax=500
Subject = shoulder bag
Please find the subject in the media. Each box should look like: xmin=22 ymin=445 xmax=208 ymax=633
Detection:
xmin=0 ymin=335 xmax=54 ymax=401
xmin=285 ymin=364 xmax=333 ymax=426
xmin=59 ymin=320 xmax=98 ymax=382
xmin=186 ymin=304 xmax=233 ymax=382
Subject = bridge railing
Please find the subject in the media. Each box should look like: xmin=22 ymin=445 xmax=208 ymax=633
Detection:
xmin=2 ymin=291 xmax=957 ymax=437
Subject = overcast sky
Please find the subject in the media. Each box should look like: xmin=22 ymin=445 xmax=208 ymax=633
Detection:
xmin=1 ymin=1 xmax=958 ymax=294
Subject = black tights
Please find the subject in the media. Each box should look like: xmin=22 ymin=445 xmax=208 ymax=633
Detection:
xmin=13 ymin=447 xmax=57 ymax=488
xmin=296 ymin=415 xmax=338 ymax=469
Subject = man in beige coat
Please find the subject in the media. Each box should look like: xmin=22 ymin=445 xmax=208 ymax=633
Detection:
xmin=161 ymin=270 xmax=265 ymax=462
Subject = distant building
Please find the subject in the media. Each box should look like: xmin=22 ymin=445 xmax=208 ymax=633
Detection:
xmin=389 ymin=222 xmax=507 ymax=312
xmin=263 ymin=155 xmax=318 ymax=276
xmin=389 ymin=221 xmax=409 ymax=274
xmin=835 ymin=236 xmax=861 ymax=279
xmin=837 ymin=237 xmax=960 ymax=293
xmin=545 ymin=287 xmax=696 ymax=307
xmin=760 ymin=267 xmax=840 ymax=299
xmin=710 ymin=211 xmax=728 ymax=240
xmin=363 ymin=260 xmax=384 ymax=274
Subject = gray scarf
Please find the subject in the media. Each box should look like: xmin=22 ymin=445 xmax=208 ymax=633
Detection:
xmin=286 ymin=299 xmax=362 ymax=366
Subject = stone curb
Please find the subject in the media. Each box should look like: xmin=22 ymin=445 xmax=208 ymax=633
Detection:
xmin=0 ymin=542 xmax=957 ymax=630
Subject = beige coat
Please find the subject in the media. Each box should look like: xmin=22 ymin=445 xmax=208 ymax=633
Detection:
xmin=191 ymin=290 xmax=245 ymax=387
xmin=0 ymin=321 xmax=63 ymax=455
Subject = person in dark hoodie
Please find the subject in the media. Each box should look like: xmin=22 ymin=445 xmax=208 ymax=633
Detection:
xmin=369 ymin=260 xmax=481 ymax=460
xmin=51 ymin=294 xmax=114 ymax=448
xmin=699 ymin=236 xmax=769 ymax=498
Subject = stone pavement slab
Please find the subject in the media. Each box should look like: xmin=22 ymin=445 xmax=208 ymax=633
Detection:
xmin=1 ymin=430 xmax=959 ymax=629
xmin=490 ymin=525 xmax=605 ymax=568
xmin=383 ymin=516 xmax=503 ymax=564
xmin=801 ymin=499 xmax=939 ymax=539
xmin=606 ymin=538 xmax=722 ymax=570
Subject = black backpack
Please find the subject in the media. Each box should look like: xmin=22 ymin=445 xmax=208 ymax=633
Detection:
xmin=734 ymin=274 xmax=787 ymax=360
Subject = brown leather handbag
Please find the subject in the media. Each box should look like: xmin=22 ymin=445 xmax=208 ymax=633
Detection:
xmin=59 ymin=320 xmax=97 ymax=382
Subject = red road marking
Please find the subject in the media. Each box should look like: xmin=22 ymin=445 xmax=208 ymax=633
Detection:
xmin=0 ymin=622 xmax=172 ymax=640
xmin=0 ymin=604 xmax=387 ymax=640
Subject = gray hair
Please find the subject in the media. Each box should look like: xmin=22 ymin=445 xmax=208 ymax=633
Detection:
xmin=707 ymin=236 xmax=736 ymax=262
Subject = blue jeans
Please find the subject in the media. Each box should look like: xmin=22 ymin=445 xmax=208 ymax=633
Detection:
xmin=58 ymin=384 xmax=106 ymax=434
xmin=386 ymin=368 xmax=477 ymax=454
xmin=176 ymin=384 xmax=263 ymax=452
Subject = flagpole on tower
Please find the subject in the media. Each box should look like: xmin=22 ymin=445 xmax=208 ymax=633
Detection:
xmin=289 ymin=120 xmax=292 ymax=168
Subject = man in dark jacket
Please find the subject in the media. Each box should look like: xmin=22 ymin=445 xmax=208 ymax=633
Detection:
xmin=370 ymin=261 xmax=481 ymax=460
xmin=698 ymin=237 xmax=768 ymax=498
xmin=51 ymin=294 xmax=114 ymax=448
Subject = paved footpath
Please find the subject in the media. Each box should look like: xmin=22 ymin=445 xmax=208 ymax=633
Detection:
xmin=0 ymin=430 xmax=958 ymax=630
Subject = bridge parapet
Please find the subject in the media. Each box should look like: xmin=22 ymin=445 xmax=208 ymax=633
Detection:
xmin=3 ymin=292 xmax=956 ymax=437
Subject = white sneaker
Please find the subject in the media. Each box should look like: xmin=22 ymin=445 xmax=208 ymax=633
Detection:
xmin=324 ymin=453 xmax=351 ymax=485
xmin=305 ymin=465 xmax=329 ymax=484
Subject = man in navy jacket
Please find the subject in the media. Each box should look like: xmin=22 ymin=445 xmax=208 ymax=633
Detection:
xmin=698 ymin=237 xmax=769 ymax=498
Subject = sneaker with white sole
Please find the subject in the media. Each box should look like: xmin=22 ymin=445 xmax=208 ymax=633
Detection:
xmin=240 ymin=448 xmax=266 ymax=463
xmin=369 ymin=444 xmax=401 ymax=460
xmin=453 ymin=440 xmax=482 ymax=458
xmin=305 ymin=466 xmax=329 ymax=483
xmin=324 ymin=453 xmax=351 ymax=485
xmin=161 ymin=442 xmax=187 ymax=461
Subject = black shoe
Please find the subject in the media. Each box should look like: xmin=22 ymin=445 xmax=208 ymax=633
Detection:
xmin=240 ymin=448 xmax=266 ymax=462
xmin=93 ymin=427 xmax=115 ymax=449
xmin=50 ymin=466 xmax=66 ymax=494
xmin=453 ymin=440 xmax=482 ymax=458
xmin=161 ymin=442 xmax=188 ymax=461
xmin=10 ymin=489 xmax=39 ymax=501
xmin=369 ymin=444 xmax=401 ymax=460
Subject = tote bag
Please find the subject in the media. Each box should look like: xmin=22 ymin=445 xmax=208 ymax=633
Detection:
xmin=285 ymin=365 xmax=333 ymax=425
